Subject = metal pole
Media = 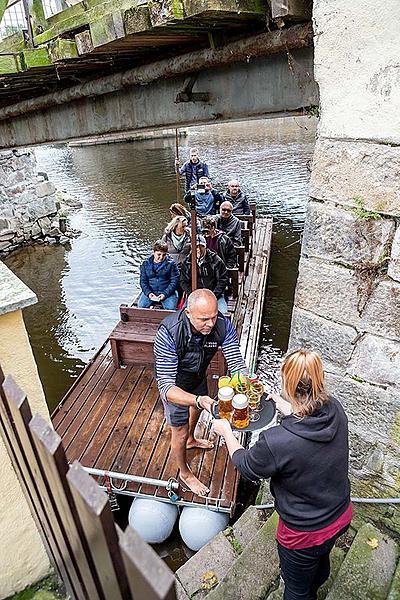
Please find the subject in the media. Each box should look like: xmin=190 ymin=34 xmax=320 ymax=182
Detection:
xmin=82 ymin=466 xmax=179 ymax=490
xmin=189 ymin=192 xmax=197 ymax=291
xmin=22 ymin=0 xmax=34 ymax=47
xmin=175 ymin=128 xmax=180 ymax=202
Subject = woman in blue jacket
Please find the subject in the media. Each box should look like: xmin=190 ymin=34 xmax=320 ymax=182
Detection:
xmin=138 ymin=240 xmax=179 ymax=310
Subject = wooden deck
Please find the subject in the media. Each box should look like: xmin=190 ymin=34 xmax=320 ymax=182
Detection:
xmin=52 ymin=218 xmax=273 ymax=515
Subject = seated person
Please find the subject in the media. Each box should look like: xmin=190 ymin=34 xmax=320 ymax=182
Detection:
xmin=223 ymin=179 xmax=251 ymax=215
xmin=138 ymin=240 xmax=179 ymax=310
xmin=176 ymin=147 xmax=210 ymax=193
xmin=162 ymin=216 xmax=191 ymax=268
xmin=201 ymin=216 xmax=237 ymax=269
xmin=184 ymin=177 xmax=223 ymax=217
xmin=180 ymin=235 xmax=228 ymax=314
xmin=216 ymin=201 xmax=242 ymax=247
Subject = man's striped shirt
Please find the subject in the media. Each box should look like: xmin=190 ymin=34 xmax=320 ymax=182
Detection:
xmin=154 ymin=317 xmax=247 ymax=401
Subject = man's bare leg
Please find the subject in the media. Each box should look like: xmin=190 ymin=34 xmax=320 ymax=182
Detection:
xmin=187 ymin=406 xmax=214 ymax=450
xmin=171 ymin=423 xmax=209 ymax=496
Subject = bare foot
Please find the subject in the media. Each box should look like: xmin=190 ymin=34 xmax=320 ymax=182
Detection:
xmin=186 ymin=437 xmax=214 ymax=450
xmin=179 ymin=470 xmax=210 ymax=496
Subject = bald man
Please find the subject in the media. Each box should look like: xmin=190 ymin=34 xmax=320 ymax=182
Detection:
xmin=154 ymin=289 xmax=247 ymax=496
xmin=224 ymin=179 xmax=251 ymax=215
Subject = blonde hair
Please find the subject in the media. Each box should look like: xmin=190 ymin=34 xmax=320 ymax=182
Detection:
xmin=281 ymin=349 xmax=329 ymax=418
xmin=164 ymin=216 xmax=188 ymax=236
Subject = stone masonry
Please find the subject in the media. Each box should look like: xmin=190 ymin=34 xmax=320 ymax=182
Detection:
xmin=289 ymin=0 xmax=400 ymax=522
xmin=0 ymin=148 xmax=62 ymax=255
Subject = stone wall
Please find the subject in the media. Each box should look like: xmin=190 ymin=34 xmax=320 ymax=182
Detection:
xmin=0 ymin=148 xmax=58 ymax=255
xmin=289 ymin=0 xmax=400 ymax=525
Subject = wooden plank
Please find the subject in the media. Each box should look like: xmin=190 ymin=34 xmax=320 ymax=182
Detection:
xmin=138 ymin=420 xmax=171 ymax=496
xmin=57 ymin=356 xmax=115 ymax=440
xmin=29 ymin=414 xmax=102 ymax=600
xmin=120 ymin=526 xmax=176 ymax=600
xmin=0 ymin=371 xmax=63 ymax=588
xmin=65 ymin=365 xmax=137 ymax=459
xmin=63 ymin=362 xmax=127 ymax=452
xmin=79 ymin=366 xmax=144 ymax=466
xmin=52 ymin=347 xmax=111 ymax=429
xmin=119 ymin=305 xmax=174 ymax=323
xmin=2 ymin=376 xmax=84 ymax=599
xmin=67 ymin=461 xmax=131 ymax=600
xmin=91 ymin=367 xmax=153 ymax=469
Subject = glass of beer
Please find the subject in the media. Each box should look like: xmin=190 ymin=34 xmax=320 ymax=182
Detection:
xmin=247 ymin=390 xmax=261 ymax=422
xmin=235 ymin=374 xmax=249 ymax=394
xmin=218 ymin=386 xmax=234 ymax=420
xmin=250 ymin=380 xmax=265 ymax=411
xmin=218 ymin=376 xmax=231 ymax=389
xmin=232 ymin=394 xmax=249 ymax=429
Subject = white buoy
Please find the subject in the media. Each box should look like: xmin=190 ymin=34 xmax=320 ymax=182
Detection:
xmin=128 ymin=498 xmax=179 ymax=544
xmin=179 ymin=507 xmax=229 ymax=551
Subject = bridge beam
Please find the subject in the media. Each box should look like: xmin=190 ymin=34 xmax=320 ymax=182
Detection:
xmin=0 ymin=26 xmax=317 ymax=148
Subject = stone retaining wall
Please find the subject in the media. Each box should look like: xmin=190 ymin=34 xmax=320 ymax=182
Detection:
xmin=289 ymin=0 xmax=400 ymax=521
xmin=0 ymin=148 xmax=61 ymax=255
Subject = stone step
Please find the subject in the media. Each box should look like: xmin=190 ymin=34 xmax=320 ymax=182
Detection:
xmin=232 ymin=505 xmax=271 ymax=549
xmin=387 ymin=559 xmax=400 ymax=600
xmin=326 ymin=523 xmax=399 ymax=600
xmin=206 ymin=512 xmax=280 ymax=599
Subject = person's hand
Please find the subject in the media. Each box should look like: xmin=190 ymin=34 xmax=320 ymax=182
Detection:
xmin=269 ymin=392 xmax=292 ymax=416
xmin=191 ymin=183 xmax=197 ymax=190
xmin=148 ymin=293 xmax=157 ymax=301
xmin=175 ymin=159 xmax=180 ymax=167
xmin=158 ymin=294 xmax=165 ymax=301
xmin=212 ymin=418 xmax=232 ymax=437
xmin=198 ymin=395 xmax=215 ymax=413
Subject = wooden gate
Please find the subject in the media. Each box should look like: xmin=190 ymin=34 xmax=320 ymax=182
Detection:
xmin=0 ymin=366 xmax=176 ymax=600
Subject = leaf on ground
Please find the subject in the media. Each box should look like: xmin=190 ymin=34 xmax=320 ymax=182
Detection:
xmin=367 ymin=537 xmax=379 ymax=549
xmin=201 ymin=570 xmax=218 ymax=590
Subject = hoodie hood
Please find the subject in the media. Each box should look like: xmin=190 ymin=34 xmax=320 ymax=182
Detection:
xmin=280 ymin=397 xmax=341 ymax=443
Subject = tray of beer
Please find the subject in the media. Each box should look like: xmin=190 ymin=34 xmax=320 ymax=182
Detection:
xmin=211 ymin=393 xmax=276 ymax=432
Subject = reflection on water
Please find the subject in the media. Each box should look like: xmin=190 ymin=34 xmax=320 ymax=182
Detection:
xmin=5 ymin=117 xmax=316 ymax=410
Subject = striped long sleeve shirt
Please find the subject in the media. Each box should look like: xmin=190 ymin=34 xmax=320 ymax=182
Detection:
xmin=154 ymin=317 xmax=247 ymax=401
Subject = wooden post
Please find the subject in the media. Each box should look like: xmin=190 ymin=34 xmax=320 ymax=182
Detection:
xmin=120 ymin=526 xmax=177 ymax=600
xmin=67 ymin=460 xmax=132 ymax=600
xmin=175 ymin=128 xmax=180 ymax=202
xmin=190 ymin=195 xmax=197 ymax=291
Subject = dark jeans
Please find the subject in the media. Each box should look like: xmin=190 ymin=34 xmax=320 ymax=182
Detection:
xmin=277 ymin=525 xmax=349 ymax=600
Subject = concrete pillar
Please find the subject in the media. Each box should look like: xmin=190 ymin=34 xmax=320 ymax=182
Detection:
xmin=289 ymin=0 xmax=400 ymax=528
xmin=0 ymin=261 xmax=50 ymax=599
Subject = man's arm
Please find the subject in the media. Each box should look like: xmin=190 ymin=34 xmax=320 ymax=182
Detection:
xmin=154 ymin=326 xmax=213 ymax=410
xmin=163 ymin=261 xmax=179 ymax=298
xmin=178 ymin=161 xmax=188 ymax=175
xmin=243 ymin=194 xmax=251 ymax=215
xmin=203 ymin=162 xmax=210 ymax=179
xmin=221 ymin=318 xmax=247 ymax=374
xmin=139 ymin=263 xmax=152 ymax=297
xmin=180 ymin=261 xmax=192 ymax=294
xmin=224 ymin=237 xmax=237 ymax=269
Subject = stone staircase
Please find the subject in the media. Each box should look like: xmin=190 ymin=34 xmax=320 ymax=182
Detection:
xmin=175 ymin=508 xmax=400 ymax=600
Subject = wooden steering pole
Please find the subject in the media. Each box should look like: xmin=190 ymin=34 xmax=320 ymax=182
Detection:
xmin=175 ymin=128 xmax=180 ymax=202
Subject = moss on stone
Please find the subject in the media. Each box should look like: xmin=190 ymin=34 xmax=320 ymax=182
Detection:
xmin=0 ymin=54 xmax=21 ymax=74
xmin=0 ymin=31 xmax=27 ymax=53
xmin=21 ymin=48 xmax=51 ymax=69
xmin=7 ymin=576 xmax=65 ymax=600
xmin=48 ymin=39 xmax=78 ymax=61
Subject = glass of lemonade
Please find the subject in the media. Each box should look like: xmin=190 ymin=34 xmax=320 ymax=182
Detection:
xmin=218 ymin=376 xmax=231 ymax=389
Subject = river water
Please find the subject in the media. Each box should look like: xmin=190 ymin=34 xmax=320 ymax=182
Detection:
xmin=5 ymin=117 xmax=316 ymax=411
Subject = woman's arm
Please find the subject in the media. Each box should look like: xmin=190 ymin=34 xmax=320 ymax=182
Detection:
xmin=212 ymin=419 xmax=243 ymax=456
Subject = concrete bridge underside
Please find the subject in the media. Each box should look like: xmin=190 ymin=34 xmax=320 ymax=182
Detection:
xmin=0 ymin=46 xmax=316 ymax=148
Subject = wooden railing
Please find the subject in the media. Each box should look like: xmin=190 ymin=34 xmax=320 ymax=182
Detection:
xmin=0 ymin=365 xmax=176 ymax=600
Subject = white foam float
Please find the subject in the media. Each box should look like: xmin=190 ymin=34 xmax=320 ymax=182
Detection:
xmin=179 ymin=506 xmax=229 ymax=551
xmin=128 ymin=498 xmax=179 ymax=544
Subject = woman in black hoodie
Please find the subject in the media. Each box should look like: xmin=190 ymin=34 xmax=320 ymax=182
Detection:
xmin=213 ymin=350 xmax=352 ymax=600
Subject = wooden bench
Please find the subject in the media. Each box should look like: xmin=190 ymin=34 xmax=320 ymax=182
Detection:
xmin=109 ymin=305 xmax=227 ymax=384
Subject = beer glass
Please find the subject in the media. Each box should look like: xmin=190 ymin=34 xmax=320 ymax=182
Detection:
xmin=247 ymin=390 xmax=260 ymax=422
xmin=218 ymin=386 xmax=234 ymax=421
xmin=232 ymin=394 xmax=249 ymax=429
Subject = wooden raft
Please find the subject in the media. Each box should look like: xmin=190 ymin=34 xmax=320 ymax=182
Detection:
xmin=52 ymin=218 xmax=272 ymax=515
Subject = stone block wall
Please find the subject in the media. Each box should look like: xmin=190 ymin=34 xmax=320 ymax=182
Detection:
xmin=0 ymin=148 xmax=57 ymax=255
xmin=288 ymin=0 xmax=400 ymax=521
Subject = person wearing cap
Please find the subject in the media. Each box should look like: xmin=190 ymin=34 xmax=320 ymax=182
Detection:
xmin=201 ymin=216 xmax=237 ymax=269
xmin=184 ymin=176 xmax=223 ymax=217
xmin=217 ymin=201 xmax=242 ymax=247
xmin=154 ymin=288 xmax=248 ymax=496
xmin=176 ymin=147 xmax=210 ymax=193
xmin=180 ymin=235 xmax=229 ymax=314
xmin=223 ymin=179 xmax=251 ymax=215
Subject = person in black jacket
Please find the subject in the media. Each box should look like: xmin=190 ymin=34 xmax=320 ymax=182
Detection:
xmin=223 ymin=179 xmax=251 ymax=215
xmin=217 ymin=201 xmax=242 ymax=247
xmin=213 ymin=350 xmax=352 ymax=600
xmin=201 ymin=216 xmax=237 ymax=268
xmin=180 ymin=235 xmax=229 ymax=314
